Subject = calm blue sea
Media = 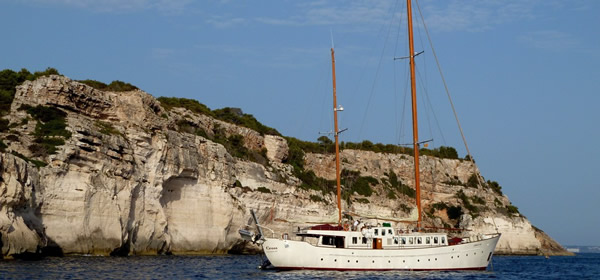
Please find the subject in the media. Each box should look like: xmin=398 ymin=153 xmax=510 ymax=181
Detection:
xmin=1 ymin=253 xmax=598 ymax=279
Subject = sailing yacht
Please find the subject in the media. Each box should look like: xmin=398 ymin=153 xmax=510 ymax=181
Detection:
xmin=240 ymin=0 xmax=500 ymax=271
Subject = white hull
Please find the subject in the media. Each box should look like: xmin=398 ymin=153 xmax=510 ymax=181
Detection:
xmin=262 ymin=234 xmax=500 ymax=271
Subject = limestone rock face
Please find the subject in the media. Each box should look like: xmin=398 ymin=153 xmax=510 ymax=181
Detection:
xmin=263 ymin=135 xmax=288 ymax=163
xmin=0 ymin=75 xmax=568 ymax=257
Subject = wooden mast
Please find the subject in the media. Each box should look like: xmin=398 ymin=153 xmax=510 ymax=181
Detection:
xmin=406 ymin=0 xmax=422 ymax=228
xmin=331 ymin=47 xmax=343 ymax=225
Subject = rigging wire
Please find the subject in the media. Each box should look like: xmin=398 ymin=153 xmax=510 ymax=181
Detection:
xmin=415 ymin=66 xmax=447 ymax=146
xmin=312 ymin=54 xmax=333 ymax=141
xmin=357 ymin=0 xmax=401 ymax=144
xmin=414 ymin=1 xmax=496 ymax=232
xmin=415 ymin=0 xmax=474 ymax=162
xmin=392 ymin=0 xmax=406 ymax=153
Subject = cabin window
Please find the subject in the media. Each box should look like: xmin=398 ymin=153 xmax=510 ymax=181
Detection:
xmin=388 ymin=229 xmax=393 ymax=235
xmin=401 ymin=237 xmax=407 ymax=245
xmin=387 ymin=238 xmax=393 ymax=245
xmin=409 ymin=237 xmax=414 ymax=244
xmin=382 ymin=229 xmax=386 ymax=236
xmin=434 ymin=237 xmax=438 ymax=244
xmin=417 ymin=237 xmax=422 ymax=244
xmin=335 ymin=236 xmax=345 ymax=248
xmin=441 ymin=237 xmax=446 ymax=244
xmin=362 ymin=237 xmax=368 ymax=244
xmin=322 ymin=236 xmax=335 ymax=246
xmin=426 ymin=237 xmax=431 ymax=244
xmin=394 ymin=237 xmax=399 ymax=245
xmin=374 ymin=229 xmax=379 ymax=236
xmin=352 ymin=237 xmax=358 ymax=244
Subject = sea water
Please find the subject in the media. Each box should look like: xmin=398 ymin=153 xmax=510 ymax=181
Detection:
xmin=1 ymin=253 xmax=598 ymax=279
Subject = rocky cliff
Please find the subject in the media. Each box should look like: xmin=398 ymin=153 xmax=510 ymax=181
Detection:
xmin=0 ymin=75 xmax=570 ymax=258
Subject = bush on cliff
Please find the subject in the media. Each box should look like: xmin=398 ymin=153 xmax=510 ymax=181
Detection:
xmin=158 ymin=97 xmax=280 ymax=136
xmin=0 ymin=67 xmax=61 ymax=117
xmin=455 ymin=190 xmax=479 ymax=216
xmin=213 ymin=107 xmax=280 ymax=136
xmin=79 ymin=79 xmax=138 ymax=92
xmin=18 ymin=104 xmax=71 ymax=157
xmin=341 ymin=169 xmax=377 ymax=197
xmin=487 ymin=180 xmax=503 ymax=195
xmin=157 ymin=97 xmax=215 ymax=117
xmin=506 ymin=204 xmax=520 ymax=215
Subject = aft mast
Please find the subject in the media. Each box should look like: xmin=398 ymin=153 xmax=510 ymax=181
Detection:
xmin=331 ymin=47 xmax=343 ymax=225
xmin=406 ymin=0 xmax=422 ymax=228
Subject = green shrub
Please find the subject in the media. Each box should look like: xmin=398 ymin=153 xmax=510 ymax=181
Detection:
xmin=0 ymin=118 xmax=8 ymax=132
xmin=386 ymin=190 xmax=396 ymax=199
xmin=213 ymin=107 xmax=280 ymax=136
xmin=431 ymin=202 xmax=448 ymax=211
xmin=420 ymin=146 xmax=459 ymax=159
xmin=355 ymin=198 xmax=370 ymax=204
xmin=159 ymin=98 xmax=280 ymax=136
xmin=297 ymin=170 xmax=335 ymax=194
xmin=341 ymin=169 xmax=377 ymax=197
xmin=494 ymin=197 xmax=503 ymax=207
xmin=340 ymin=141 xmax=459 ymax=160
xmin=0 ymin=139 xmax=7 ymax=152
xmin=19 ymin=105 xmax=70 ymax=156
xmin=157 ymin=97 xmax=215 ymax=117
xmin=79 ymin=79 xmax=138 ymax=91
xmin=443 ymin=177 xmax=464 ymax=186
xmin=471 ymin=195 xmax=486 ymax=205
xmin=388 ymin=170 xmax=415 ymax=198
xmin=506 ymin=205 xmax=519 ymax=215
xmin=234 ymin=180 xmax=242 ymax=188
xmin=487 ymin=180 xmax=503 ymax=195
xmin=466 ymin=173 xmax=480 ymax=188
xmin=447 ymin=206 xmax=463 ymax=220
xmin=11 ymin=151 xmax=47 ymax=167
xmin=399 ymin=203 xmax=412 ymax=213
xmin=256 ymin=187 xmax=271 ymax=193
xmin=310 ymin=194 xmax=325 ymax=203
xmin=0 ymin=68 xmax=61 ymax=117
xmin=455 ymin=190 xmax=479 ymax=215
xmin=95 ymin=121 xmax=122 ymax=136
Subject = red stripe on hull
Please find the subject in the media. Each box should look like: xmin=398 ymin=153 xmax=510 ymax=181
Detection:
xmin=274 ymin=266 xmax=488 ymax=271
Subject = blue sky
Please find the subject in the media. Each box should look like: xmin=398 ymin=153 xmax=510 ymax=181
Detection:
xmin=2 ymin=0 xmax=599 ymax=246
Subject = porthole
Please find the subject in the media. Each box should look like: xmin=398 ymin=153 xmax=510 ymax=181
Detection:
xmin=372 ymin=260 xmax=375 ymax=263
xmin=347 ymin=260 xmax=350 ymax=263
xmin=403 ymin=260 xmax=406 ymax=263
xmin=428 ymin=259 xmax=430 ymax=261
xmin=320 ymin=258 xmax=323 ymax=261
xmin=417 ymin=259 xmax=420 ymax=262
xmin=435 ymin=258 xmax=437 ymax=261
xmin=356 ymin=260 xmax=358 ymax=263
xmin=388 ymin=260 xmax=390 ymax=263
xmin=334 ymin=259 xmax=337 ymax=262
xmin=466 ymin=254 xmax=469 ymax=256
xmin=451 ymin=256 xmax=453 ymax=259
